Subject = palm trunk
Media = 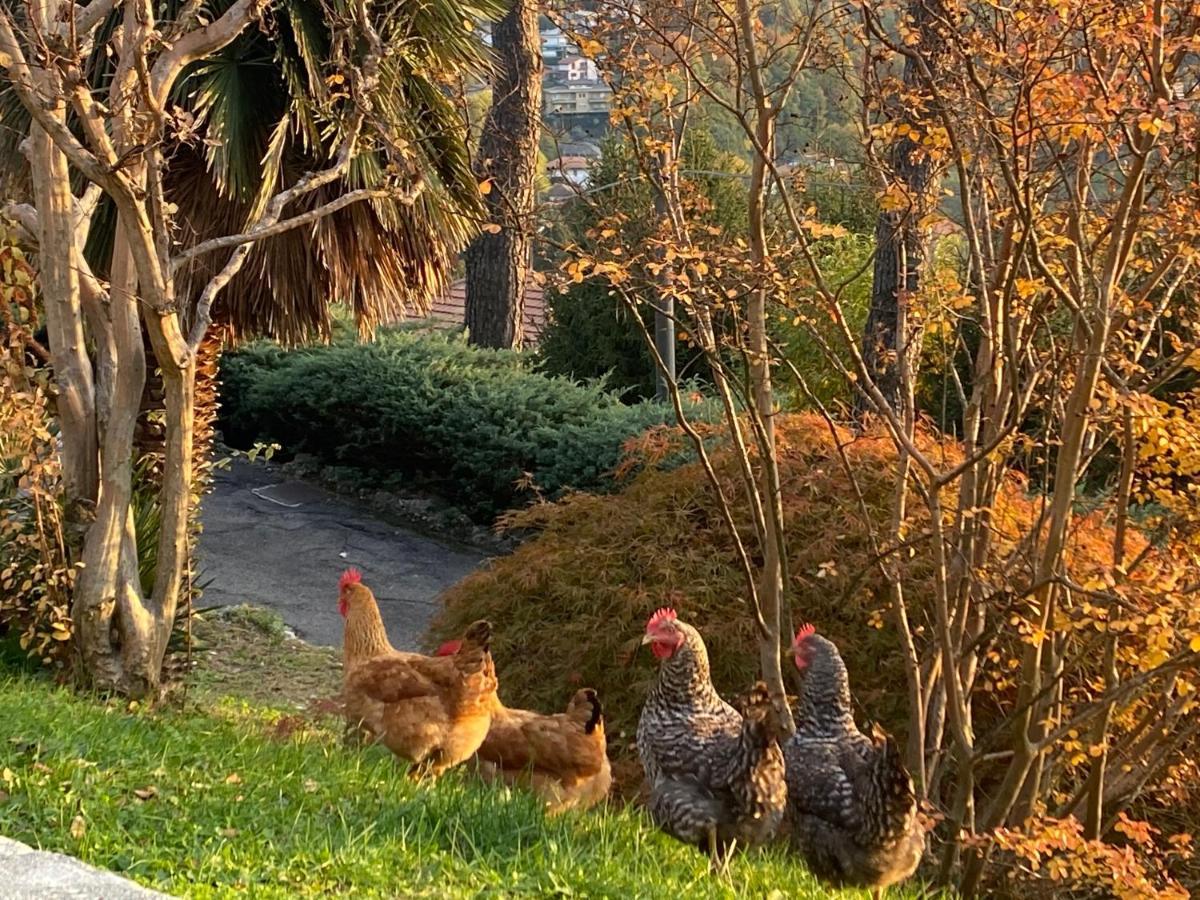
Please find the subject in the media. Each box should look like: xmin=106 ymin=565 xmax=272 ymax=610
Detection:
xmin=464 ymin=0 xmax=542 ymax=349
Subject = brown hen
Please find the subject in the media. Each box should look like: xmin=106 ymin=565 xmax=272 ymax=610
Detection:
xmin=338 ymin=569 xmax=498 ymax=778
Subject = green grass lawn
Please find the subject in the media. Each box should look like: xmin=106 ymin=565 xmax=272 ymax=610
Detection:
xmin=0 ymin=613 xmax=932 ymax=898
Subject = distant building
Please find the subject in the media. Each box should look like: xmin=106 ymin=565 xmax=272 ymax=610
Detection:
xmin=547 ymin=155 xmax=592 ymax=186
xmin=560 ymin=55 xmax=599 ymax=82
xmin=544 ymin=81 xmax=611 ymax=116
xmin=541 ymin=26 xmax=568 ymax=60
xmin=544 ymin=183 xmax=578 ymax=205
xmin=554 ymin=140 xmax=601 ymax=159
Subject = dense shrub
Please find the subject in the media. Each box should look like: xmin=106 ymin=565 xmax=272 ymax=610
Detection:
xmin=537 ymin=281 xmax=719 ymax=402
xmin=0 ymin=231 xmax=75 ymax=667
xmin=218 ymin=328 xmax=683 ymax=521
xmin=0 ymin=364 xmax=75 ymax=666
xmin=430 ymin=415 xmax=1197 ymax=893
xmin=431 ymin=414 xmax=936 ymax=752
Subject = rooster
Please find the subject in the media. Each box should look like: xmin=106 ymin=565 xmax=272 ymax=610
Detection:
xmin=784 ymin=624 xmax=924 ymax=895
xmin=435 ymin=641 xmax=613 ymax=814
xmin=338 ymin=569 xmax=498 ymax=778
xmin=637 ymin=608 xmax=787 ymax=868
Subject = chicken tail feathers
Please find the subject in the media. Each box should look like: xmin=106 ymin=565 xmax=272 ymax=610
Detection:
xmin=736 ymin=681 xmax=783 ymax=745
xmin=462 ymin=620 xmax=492 ymax=651
xmin=869 ymin=730 xmax=918 ymax=841
xmin=451 ymin=620 xmax=494 ymax=676
xmin=583 ymin=689 xmax=602 ymax=734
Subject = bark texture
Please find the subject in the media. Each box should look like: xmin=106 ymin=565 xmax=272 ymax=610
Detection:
xmin=464 ymin=0 xmax=542 ymax=349
xmin=858 ymin=0 xmax=946 ymax=418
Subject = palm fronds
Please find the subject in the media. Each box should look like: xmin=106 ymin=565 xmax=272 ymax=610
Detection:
xmin=1 ymin=0 xmax=503 ymax=341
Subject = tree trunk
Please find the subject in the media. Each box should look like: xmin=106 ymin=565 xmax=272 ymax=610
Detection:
xmin=735 ymin=0 xmax=794 ymax=734
xmin=858 ymin=0 xmax=945 ymax=418
xmin=28 ymin=127 xmax=98 ymax=519
xmin=464 ymin=0 xmax=542 ymax=350
xmin=143 ymin=312 xmax=197 ymax=689
xmin=72 ymin=229 xmax=149 ymax=692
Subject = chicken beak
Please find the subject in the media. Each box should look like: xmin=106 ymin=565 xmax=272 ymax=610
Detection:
xmin=640 ymin=632 xmax=655 ymax=646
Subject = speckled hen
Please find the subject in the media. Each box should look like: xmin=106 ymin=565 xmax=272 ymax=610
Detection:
xmin=636 ymin=608 xmax=787 ymax=865
xmin=784 ymin=624 xmax=925 ymax=895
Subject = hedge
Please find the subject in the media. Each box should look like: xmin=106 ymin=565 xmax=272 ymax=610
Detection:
xmin=218 ymin=327 xmax=682 ymax=521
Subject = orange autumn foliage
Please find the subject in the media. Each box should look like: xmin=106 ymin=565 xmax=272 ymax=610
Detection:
xmin=432 ymin=414 xmax=1197 ymax=892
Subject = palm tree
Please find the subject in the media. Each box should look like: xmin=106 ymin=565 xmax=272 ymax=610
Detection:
xmin=4 ymin=0 xmax=500 ymax=467
xmin=0 ymin=0 xmax=500 ymax=687
xmin=4 ymin=0 xmax=499 ymax=338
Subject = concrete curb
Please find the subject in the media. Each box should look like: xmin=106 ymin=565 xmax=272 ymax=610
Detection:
xmin=0 ymin=836 xmax=172 ymax=899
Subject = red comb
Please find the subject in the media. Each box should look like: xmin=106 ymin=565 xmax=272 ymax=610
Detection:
xmin=339 ymin=568 xmax=362 ymax=591
xmin=793 ymin=623 xmax=816 ymax=644
xmin=435 ymin=639 xmax=462 ymax=657
xmin=647 ymin=607 xmax=677 ymax=629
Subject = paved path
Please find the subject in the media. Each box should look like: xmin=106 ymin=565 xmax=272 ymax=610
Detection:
xmin=197 ymin=460 xmax=487 ymax=650
xmin=0 ymin=836 xmax=170 ymax=899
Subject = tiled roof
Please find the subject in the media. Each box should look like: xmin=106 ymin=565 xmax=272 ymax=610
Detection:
xmin=427 ymin=277 xmax=547 ymax=346
xmin=548 ymin=155 xmax=590 ymax=170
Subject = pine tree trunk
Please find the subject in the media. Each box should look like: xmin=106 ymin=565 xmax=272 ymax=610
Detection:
xmin=858 ymin=0 xmax=945 ymax=418
xmin=464 ymin=0 xmax=542 ymax=350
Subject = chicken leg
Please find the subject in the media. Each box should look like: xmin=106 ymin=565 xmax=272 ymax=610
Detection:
xmin=705 ymin=827 xmax=737 ymax=879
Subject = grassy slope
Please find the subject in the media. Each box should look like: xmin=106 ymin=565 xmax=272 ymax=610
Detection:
xmin=0 ymin=612 xmax=928 ymax=899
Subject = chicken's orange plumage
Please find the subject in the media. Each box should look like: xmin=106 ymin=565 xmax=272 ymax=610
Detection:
xmin=338 ymin=571 xmax=498 ymax=778
xmin=481 ymin=694 xmax=612 ymax=812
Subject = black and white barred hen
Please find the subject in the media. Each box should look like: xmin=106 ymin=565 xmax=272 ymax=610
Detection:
xmin=784 ymin=624 xmax=924 ymax=894
xmin=637 ymin=608 xmax=787 ymax=865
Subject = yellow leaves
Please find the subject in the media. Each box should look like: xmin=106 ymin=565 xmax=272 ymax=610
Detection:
xmin=1137 ymin=117 xmax=1174 ymax=137
xmin=480 ymin=223 xmax=502 ymax=235
xmin=477 ymin=178 xmax=493 ymax=196
xmin=1115 ymin=814 xmax=1159 ymax=847
xmin=1189 ymin=635 xmax=1200 ymax=653
xmin=801 ymin=220 xmax=849 ymax=240
xmin=578 ymin=39 xmax=604 ymax=60
xmin=565 ymin=259 xmax=587 ymax=284
xmin=878 ymin=183 xmax=910 ymax=213
xmin=1014 ymin=278 xmax=1044 ymax=300
xmin=69 ymin=815 xmax=86 ymax=840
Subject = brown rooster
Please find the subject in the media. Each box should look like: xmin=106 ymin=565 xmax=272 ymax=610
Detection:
xmin=784 ymin=624 xmax=924 ymax=896
xmin=637 ymin=607 xmax=788 ymax=869
xmin=435 ymin=641 xmax=612 ymax=814
xmin=338 ymin=569 xmax=498 ymax=778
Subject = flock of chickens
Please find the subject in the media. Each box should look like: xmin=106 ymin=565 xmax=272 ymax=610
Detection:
xmin=336 ymin=569 xmax=925 ymax=895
